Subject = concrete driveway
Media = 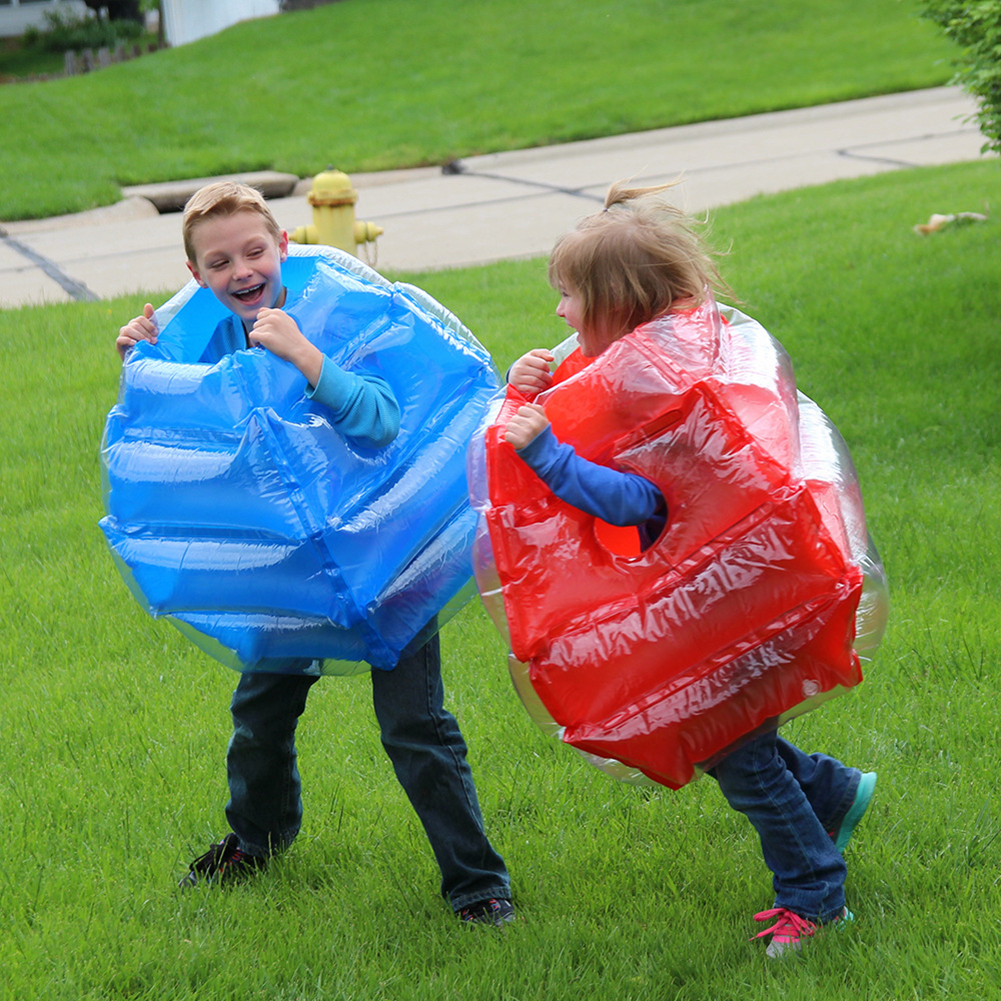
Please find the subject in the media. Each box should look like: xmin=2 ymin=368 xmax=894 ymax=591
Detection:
xmin=0 ymin=87 xmax=992 ymax=309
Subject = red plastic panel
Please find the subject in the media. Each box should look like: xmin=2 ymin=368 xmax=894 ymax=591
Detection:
xmin=474 ymin=300 xmax=878 ymax=789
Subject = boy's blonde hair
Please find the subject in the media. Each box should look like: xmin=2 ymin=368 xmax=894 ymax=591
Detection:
xmin=182 ymin=181 xmax=283 ymax=264
xmin=548 ymin=180 xmax=730 ymax=342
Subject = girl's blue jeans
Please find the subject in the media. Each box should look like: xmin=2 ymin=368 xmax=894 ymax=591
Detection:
xmin=707 ymin=730 xmax=861 ymax=924
xmin=224 ymin=632 xmax=511 ymax=911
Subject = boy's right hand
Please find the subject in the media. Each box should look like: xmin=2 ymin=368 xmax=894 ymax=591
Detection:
xmin=116 ymin=303 xmax=158 ymax=360
xmin=508 ymin=349 xmax=554 ymax=396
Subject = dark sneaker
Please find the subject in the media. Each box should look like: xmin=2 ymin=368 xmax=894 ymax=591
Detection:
xmin=457 ymin=897 xmax=516 ymax=926
xmin=178 ymin=833 xmax=267 ymax=888
xmin=831 ymin=771 xmax=877 ymax=852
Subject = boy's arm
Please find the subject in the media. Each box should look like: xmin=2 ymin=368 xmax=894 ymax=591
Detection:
xmin=251 ymin=307 xmax=400 ymax=449
xmin=306 ymin=361 xmax=401 ymax=449
xmin=116 ymin=303 xmax=158 ymax=360
xmin=250 ymin=308 xmax=323 ymax=383
xmin=507 ymin=405 xmax=663 ymax=527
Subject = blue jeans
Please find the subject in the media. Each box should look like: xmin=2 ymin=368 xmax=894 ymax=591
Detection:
xmin=224 ymin=633 xmax=511 ymax=910
xmin=707 ymin=731 xmax=860 ymax=923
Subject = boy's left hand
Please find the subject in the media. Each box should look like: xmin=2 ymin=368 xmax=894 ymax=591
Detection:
xmin=504 ymin=403 xmax=550 ymax=450
xmin=249 ymin=308 xmax=323 ymax=386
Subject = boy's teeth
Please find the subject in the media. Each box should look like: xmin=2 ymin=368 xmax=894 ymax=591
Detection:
xmin=235 ymin=284 xmax=263 ymax=300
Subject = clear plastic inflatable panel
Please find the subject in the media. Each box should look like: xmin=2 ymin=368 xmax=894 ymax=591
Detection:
xmin=101 ymin=246 xmax=500 ymax=674
xmin=471 ymin=298 xmax=888 ymax=789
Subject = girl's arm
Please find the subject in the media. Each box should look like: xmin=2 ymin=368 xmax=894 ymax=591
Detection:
xmin=507 ymin=349 xmax=555 ymax=396
xmin=507 ymin=405 xmax=663 ymax=528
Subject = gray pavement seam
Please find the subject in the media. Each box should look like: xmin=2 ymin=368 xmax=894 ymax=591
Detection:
xmin=837 ymin=127 xmax=981 ymax=169
xmin=455 ymin=167 xmax=607 ymax=204
xmin=352 ymin=185 xmax=591 ymax=222
xmin=1 ymin=233 xmax=99 ymax=303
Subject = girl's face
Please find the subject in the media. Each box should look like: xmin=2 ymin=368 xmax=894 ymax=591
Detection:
xmin=556 ymin=286 xmax=615 ymax=357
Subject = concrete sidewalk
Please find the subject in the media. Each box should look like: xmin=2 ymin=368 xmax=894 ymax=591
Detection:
xmin=0 ymin=87 xmax=992 ymax=309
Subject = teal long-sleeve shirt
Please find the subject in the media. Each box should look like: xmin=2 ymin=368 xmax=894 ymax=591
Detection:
xmin=203 ymin=313 xmax=401 ymax=450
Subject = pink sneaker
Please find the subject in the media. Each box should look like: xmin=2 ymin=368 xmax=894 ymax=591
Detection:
xmin=752 ymin=906 xmax=852 ymax=959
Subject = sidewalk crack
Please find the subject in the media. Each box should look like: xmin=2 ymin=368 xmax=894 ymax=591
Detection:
xmin=0 ymin=233 xmax=99 ymax=302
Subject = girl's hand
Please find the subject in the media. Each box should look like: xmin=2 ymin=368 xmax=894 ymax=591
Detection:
xmin=116 ymin=303 xmax=158 ymax=359
xmin=508 ymin=349 xmax=554 ymax=395
xmin=249 ymin=308 xmax=323 ymax=386
xmin=503 ymin=403 xmax=550 ymax=450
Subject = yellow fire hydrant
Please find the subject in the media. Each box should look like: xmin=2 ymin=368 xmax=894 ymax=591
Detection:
xmin=290 ymin=168 xmax=383 ymax=256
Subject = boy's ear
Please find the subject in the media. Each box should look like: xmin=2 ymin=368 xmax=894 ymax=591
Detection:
xmin=186 ymin=260 xmax=208 ymax=288
xmin=279 ymin=230 xmax=289 ymax=262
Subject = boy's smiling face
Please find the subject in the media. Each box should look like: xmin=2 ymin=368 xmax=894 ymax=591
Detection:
xmin=187 ymin=210 xmax=288 ymax=327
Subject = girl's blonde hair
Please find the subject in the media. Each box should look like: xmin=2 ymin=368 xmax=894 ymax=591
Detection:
xmin=548 ymin=180 xmax=730 ymax=342
xmin=182 ymin=181 xmax=283 ymax=264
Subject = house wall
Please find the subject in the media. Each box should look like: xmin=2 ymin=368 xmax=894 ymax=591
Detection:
xmin=0 ymin=0 xmax=89 ymax=39
xmin=161 ymin=0 xmax=280 ymax=47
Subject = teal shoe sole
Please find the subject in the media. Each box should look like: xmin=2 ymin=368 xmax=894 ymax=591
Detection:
xmin=834 ymin=771 xmax=877 ymax=852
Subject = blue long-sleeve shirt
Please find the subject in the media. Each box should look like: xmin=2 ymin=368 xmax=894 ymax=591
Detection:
xmin=203 ymin=312 xmax=400 ymax=450
xmin=516 ymin=426 xmax=666 ymax=546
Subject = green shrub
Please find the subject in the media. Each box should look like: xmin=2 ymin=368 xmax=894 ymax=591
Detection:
xmin=922 ymin=0 xmax=1001 ymax=153
xmin=25 ymin=8 xmax=143 ymax=54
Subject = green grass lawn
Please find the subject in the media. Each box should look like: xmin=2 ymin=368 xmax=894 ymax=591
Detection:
xmin=1 ymin=159 xmax=999 ymax=999
xmin=0 ymin=25 xmax=157 ymax=81
xmin=0 ymin=35 xmax=66 ymax=79
xmin=1 ymin=0 xmax=955 ymax=222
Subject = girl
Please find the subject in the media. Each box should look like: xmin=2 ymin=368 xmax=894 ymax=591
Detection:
xmin=503 ymin=181 xmax=876 ymax=958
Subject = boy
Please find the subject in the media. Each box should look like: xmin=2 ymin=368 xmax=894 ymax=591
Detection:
xmin=117 ymin=182 xmax=513 ymax=925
